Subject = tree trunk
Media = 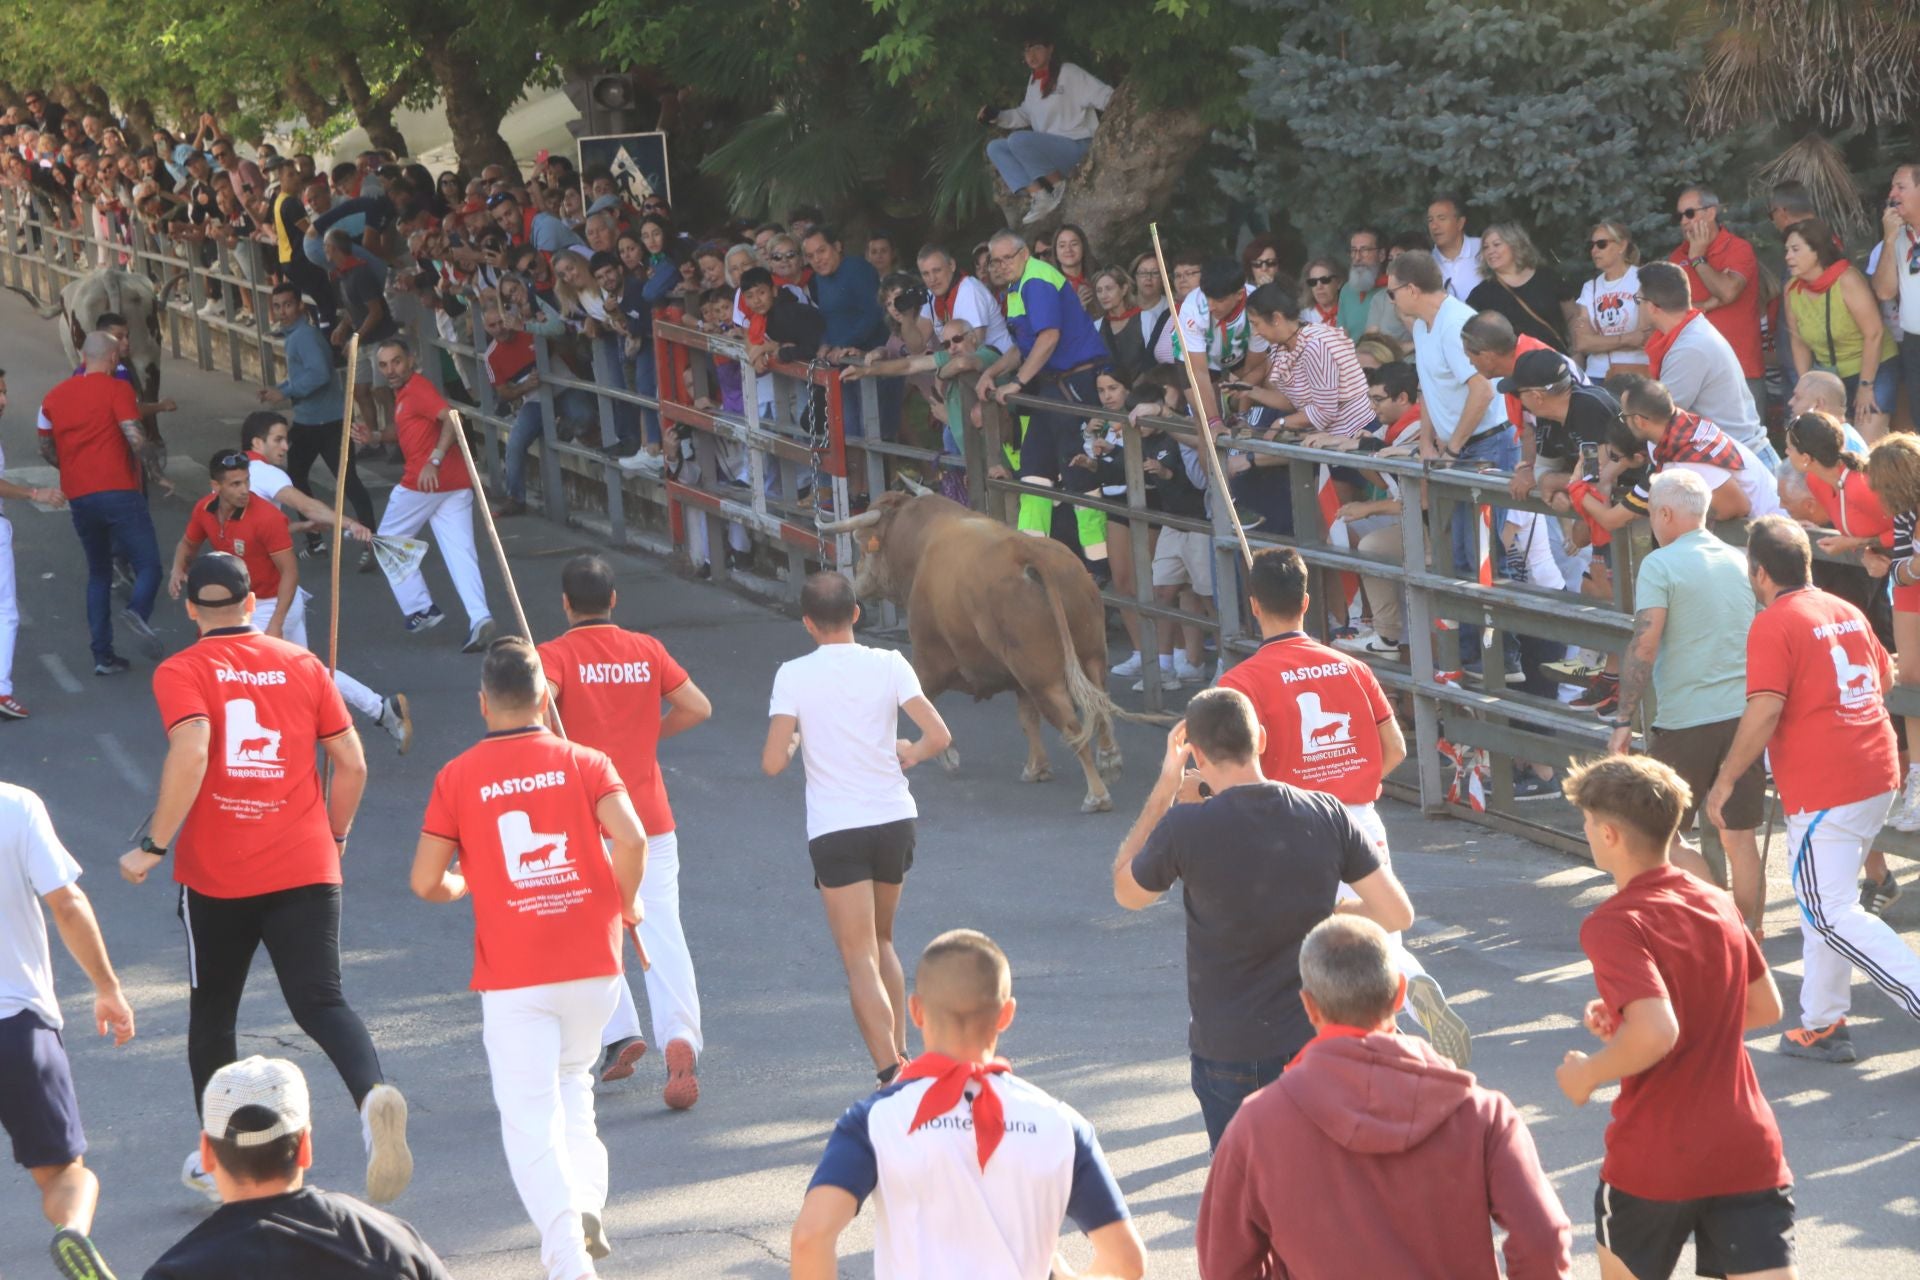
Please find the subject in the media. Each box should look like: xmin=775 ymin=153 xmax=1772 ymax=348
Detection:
xmin=990 ymin=78 xmax=1209 ymax=253
xmin=123 ymin=97 xmax=158 ymax=140
xmin=417 ymin=36 xmax=517 ymax=172
xmin=335 ymin=52 xmax=415 ymax=156
xmin=283 ymin=70 xmax=338 ymax=132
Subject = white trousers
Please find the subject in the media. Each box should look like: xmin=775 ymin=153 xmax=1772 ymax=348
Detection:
xmin=1338 ymin=802 xmax=1429 ymax=984
xmin=252 ymin=589 xmax=383 ymax=720
xmin=1786 ymin=791 xmax=1920 ymax=1028
xmin=376 ymin=486 xmax=491 ymax=628
xmin=481 ymin=974 xmax=620 ymax=1280
xmin=0 ymin=516 xmax=17 ymax=697
xmin=601 ymin=830 xmax=704 ymax=1055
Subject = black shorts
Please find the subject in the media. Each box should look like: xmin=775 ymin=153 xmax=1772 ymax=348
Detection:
xmin=1596 ymin=1180 xmax=1794 ymax=1279
xmin=809 ymin=818 xmax=915 ymax=889
xmin=1651 ymin=718 xmax=1765 ymax=832
xmin=0 ymin=1009 xmax=86 ymax=1169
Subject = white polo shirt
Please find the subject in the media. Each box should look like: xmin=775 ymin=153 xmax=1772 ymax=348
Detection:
xmin=1435 ymin=235 xmax=1484 ymax=300
xmin=920 ymin=275 xmax=1012 ymax=355
xmin=1895 ymin=226 xmax=1920 ymax=336
xmin=808 ymin=1069 xmax=1130 ymax=1279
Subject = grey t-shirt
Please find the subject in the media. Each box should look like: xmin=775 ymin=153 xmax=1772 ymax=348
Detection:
xmin=1131 ymin=782 xmax=1378 ymax=1062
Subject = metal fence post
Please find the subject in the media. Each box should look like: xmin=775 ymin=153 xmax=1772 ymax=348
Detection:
xmin=532 ymin=333 xmax=566 ymax=524
xmin=1401 ymin=478 xmax=1446 ymax=812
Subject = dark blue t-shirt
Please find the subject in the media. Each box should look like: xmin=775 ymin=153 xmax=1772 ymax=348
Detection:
xmin=810 ymin=256 xmax=887 ymax=349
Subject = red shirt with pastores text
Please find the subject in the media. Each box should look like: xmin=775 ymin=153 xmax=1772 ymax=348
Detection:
xmin=37 ymin=373 xmax=142 ymax=498
xmin=184 ymin=495 xmax=293 ymax=601
xmin=1745 ymin=586 xmax=1899 ymax=813
xmin=1580 ymin=864 xmax=1787 ymax=1200
xmin=1218 ymin=633 xmax=1393 ymax=805
xmin=392 ymin=373 xmax=470 ymax=492
xmin=538 ymin=623 xmax=689 ymax=835
xmin=422 ymin=726 xmax=627 ymax=991
xmin=152 ymin=629 xmax=351 ymax=898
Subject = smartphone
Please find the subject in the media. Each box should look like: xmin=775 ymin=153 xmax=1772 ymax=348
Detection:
xmin=1579 ymin=440 xmax=1600 ymax=476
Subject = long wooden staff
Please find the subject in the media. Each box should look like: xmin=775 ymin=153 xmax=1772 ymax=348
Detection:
xmin=328 ymin=333 xmax=360 ymax=679
xmin=1148 ymin=222 xmax=1253 ymax=569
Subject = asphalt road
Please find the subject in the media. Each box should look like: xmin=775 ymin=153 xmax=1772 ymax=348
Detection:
xmin=1 ymin=297 xmax=1916 ymax=1278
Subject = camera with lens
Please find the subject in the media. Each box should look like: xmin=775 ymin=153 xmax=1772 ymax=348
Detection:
xmin=892 ymin=284 xmax=930 ymax=315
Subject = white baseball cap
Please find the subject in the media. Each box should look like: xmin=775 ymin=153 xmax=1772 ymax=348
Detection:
xmin=201 ymin=1055 xmax=310 ymax=1146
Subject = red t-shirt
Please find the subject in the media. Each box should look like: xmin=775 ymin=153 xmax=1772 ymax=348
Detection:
xmin=1501 ymin=334 xmax=1553 ymax=437
xmin=422 ymin=726 xmax=628 ymax=991
xmin=38 ymin=373 xmax=142 ymax=498
xmin=1218 ymin=633 xmax=1393 ymax=805
xmin=152 ymin=629 xmax=351 ymax=898
xmin=392 ymin=373 xmax=470 ymax=492
xmin=538 ymin=624 xmax=689 ymax=836
xmin=1669 ymin=229 xmax=1764 ymax=377
xmin=1580 ymin=864 xmax=1788 ymax=1200
xmin=184 ymin=495 xmax=293 ymax=601
xmin=485 ymin=331 xmax=536 ymax=392
xmin=1804 ymin=467 xmax=1893 ymax=546
xmin=1746 ymin=586 xmax=1900 ymax=813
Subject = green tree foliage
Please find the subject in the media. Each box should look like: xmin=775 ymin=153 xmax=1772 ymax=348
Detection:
xmin=1231 ymin=0 xmax=1757 ymax=261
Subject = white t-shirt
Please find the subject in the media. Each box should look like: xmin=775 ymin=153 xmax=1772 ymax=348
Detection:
xmin=920 ymin=275 xmax=1013 ymax=355
xmin=1152 ymin=294 xmax=1190 ymax=366
xmin=0 ymin=782 xmax=83 ymax=1028
xmin=769 ymin=642 xmax=924 ymax=840
xmin=1412 ymin=295 xmax=1505 ymax=441
xmin=1575 ymin=267 xmax=1649 ymax=380
xmin=1436 ymin=236 xmax=1483 ymax=300
xmin=1504 ymin=511 xmax=1566 ymax=591
xmin=1889 ymin=228 xmax=1920 ymax=336
xmin=248 ymin=457 xmax=297 ymax=509
xmin=1671 ymin=438 xmax=1783 ymax=521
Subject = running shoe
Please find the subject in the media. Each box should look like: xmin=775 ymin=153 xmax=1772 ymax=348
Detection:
xmin=1132 ymin=667 xmax=1181 ymax=693
xmin=380 ymin=694 xmax=413 ymax=755
xmin=1407 ymin=974 xmax=1472 ymax=1069
xmin=1890 ymin=769 xmax=1920 ymax=832
xmin=1860 ymin=869 xmax=1903 ymax=917
xmin=1109 ymin=651 xmax=1144 ymax=678
xmin=1512 ymin=770 xmax=1558 ymax=801
xmin=50 ymin=1227 xmax=116 ymax=1280
xmin=1568 ymin=672 xmax=1617 ymax=709
xmin=403 ymin=605 xmax=445 ymax=634
xmin=120 ymin=607 xmax=163 ymax=659
xmin=180 ymin=1148 xmax=220 ymax=1204
xmin=1332 ymin=629 xmax=1377 ymax=654
xmin=93 ymin=656 xmax=131 ymax=677
xmin=664 ymin=1038 xmax=700 ymax=1111
xmin=1361 ymin=636 xmax=1404 ymax=657
xmin=1174 ymin=658 xmax=1212 ymax=685
xmin=1779 ymin=1020 xmax=1856 ymax=1064
xmin=598 ymin=1036 xmax=647 ymax=1084
xmin=462 ymin=617 xmax=497 ymax=654
xmin=360 ymin=1083 xmax=413 ymax=1203
xmin=582 ymin=1210 xmax=613 ymax=1260
xmin=0 ymin=694 xmax=28 ymax=719
xmin=357 ymin=544 xmax=378 ymax=574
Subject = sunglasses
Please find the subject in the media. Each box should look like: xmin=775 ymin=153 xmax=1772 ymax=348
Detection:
xmin=1678 ymin=206 xmax=1706 ymax=221
xmin=1252 ymin=256 xmax=1278 ymax=269
xmin=1587 ymin=238 xmax=1613 ymax=251
xmin=1306 ymin=275 xmax=1336 ymax=287
xmin=213 ymin=451 xmax=250 ymax=469
xmin=768 ymin=250 xmax=798 ymax=261
xmin=943 ymin=334 xmax=969 ymax=348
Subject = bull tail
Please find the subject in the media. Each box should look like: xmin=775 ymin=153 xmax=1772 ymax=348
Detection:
xmin=2 ymin=284 xmax=63 ymax=318
xmin=1025 ymin=565 xmax=1179 ymax=752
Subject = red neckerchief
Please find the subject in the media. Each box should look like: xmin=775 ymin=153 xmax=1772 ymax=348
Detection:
xmin=245 ymin=449 xmax=266 ymax=464
xmin=1285 ymin=1023 xmax=1378 ymax=1070
xmin=746 ymin=308 xmax=769 ymax=346
xmin=1310 ymin=303 xmax=1339 ymax=325
xmin=1788 ymin=258 xmax=1850 ymax=297
xmin=774 ymin=269 xmax=811 ymax=289
xmin=1214 ymin=295 xmax=1246 ymax=345
xmin=1643 ymin=309 xmax=1701 ymax=378
xmin=1105 ymin=306 xmax=1141 ymax=327
xmin=1386 ymin=405 xmax=1422 ymax=445
xmin=1654 ymin=408 xmax=1743 ymax=471
xmin=932 ymin=276 xmax=967 ymax=323
xmin=1032 ymin=63 xmax=1057 ymax=97
xmin=897 ymin=1052 xmax=1012 ymax=1170
xmin=1064 ymin=270 xmax=1086 ymax=289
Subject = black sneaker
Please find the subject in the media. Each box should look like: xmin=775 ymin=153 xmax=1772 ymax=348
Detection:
xmin=1569 ymin=673 xmax=1618 ymax=711
xmin=1512 ymin=770 xmax=1558 ymax=800
xmin=403 ymin=605 xmax=446 ymax=634
xmin=1860 ymin=869 xmax=1902 ymax=917
xmin=119 ymin=607 xmax=163 ymax=659
xmin=357 ymin=544 xmax=378 ymax=574
xmin=93 ymin=656 xmax=131 ymax=677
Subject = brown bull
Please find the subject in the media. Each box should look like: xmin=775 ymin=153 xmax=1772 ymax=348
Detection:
xmin=823 ymin=491 xmax=1124 ymax=812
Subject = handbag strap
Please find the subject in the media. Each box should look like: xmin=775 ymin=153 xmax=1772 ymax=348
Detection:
xmin=1499 ymin=277 xmax=1565 ymax=348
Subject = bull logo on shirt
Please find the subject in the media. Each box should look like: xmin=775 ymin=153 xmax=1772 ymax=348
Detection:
xmin=498 ymin=810 xmax=576 ymax=886
xmin=1296 ymin=691 xmax=1353 ymax=756
xmin=1830 ymin=644 xmax=1879 ymax=708
xmin=223 ymin=698 xmax=283 ymax=776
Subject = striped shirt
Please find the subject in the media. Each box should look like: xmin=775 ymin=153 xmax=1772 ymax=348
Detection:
xmin=1264 ymin=322 xmax=1375 ymax=437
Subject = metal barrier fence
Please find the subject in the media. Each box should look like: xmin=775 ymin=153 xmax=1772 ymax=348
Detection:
xmin=6 ymin=195 xmax=1913 ymax=864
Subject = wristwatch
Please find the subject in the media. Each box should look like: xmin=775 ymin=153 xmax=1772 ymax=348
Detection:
xmin=429 ymin=451 xmax=445 ymax=465
xmin=1689 ymin=256 xmax=1708 ymax=267
xmin=140 ymin=835 xmax=168 ymax=858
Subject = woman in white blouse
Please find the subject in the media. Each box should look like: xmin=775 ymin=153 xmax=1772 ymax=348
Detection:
xmin=1569 ymin=220 xmax=1650 ymax=382
xmin=978 ymin=33 xmax=1113 ymax=225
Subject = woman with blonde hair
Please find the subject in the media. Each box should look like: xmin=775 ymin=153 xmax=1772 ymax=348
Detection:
xmin=1351 ymin=332 xmax=1403 ymax=368
xmin=1092 ymin=266 xmax=1149 ymax=381
xmin=1570 ymin=219 xmax=1649 ymax=382
xmin=1467 ymin=221 xmax=1570 ymax=351
xmin=1862 ymin=431 xmax=1920 ymax=850
xmin=1300 ymin=256 xmax=1344 ymax=326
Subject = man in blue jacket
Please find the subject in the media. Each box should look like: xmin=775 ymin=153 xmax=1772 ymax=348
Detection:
xmin=257 ymin=284 xmax=376 ymax=551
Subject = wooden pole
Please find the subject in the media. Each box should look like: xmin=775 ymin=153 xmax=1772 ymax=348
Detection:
xmin=1147 ymin=222 xmax=1254 ymax=569
xmin=328 ymin=334 xmax=360 ymax=679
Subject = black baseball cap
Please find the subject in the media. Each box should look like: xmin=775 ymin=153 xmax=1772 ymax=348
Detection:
xmin=261 ymin=155 xmax=287 ymax=172
xmin=1496 ymin=349 xmax=1574 ymax=396
xmin=186 ymin=552 xmax=250 ymax=606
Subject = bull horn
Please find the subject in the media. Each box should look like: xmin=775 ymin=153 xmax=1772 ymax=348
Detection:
xmin=816 ymin=509 xmax=885 ymax=534
xmin=897 ymin=473 xmax=932 ymax=497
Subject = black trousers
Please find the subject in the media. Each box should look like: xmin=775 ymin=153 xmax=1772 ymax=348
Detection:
xmin=286 ymin=420 xmax=377 ymax=528
xmin=178 ymin=882 xmax=383 ymax=1113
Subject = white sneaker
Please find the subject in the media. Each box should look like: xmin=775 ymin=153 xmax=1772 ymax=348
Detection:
xmin=1332 ymin=629 xmax=1377 ymax=654
xmin=618 ymin=449 xmax=664 ymax=474
xmin=1133 ymin=666 xmax=1181 ymax=693
xmin=197 ymin=299 xmax=224 ymax=318
xmin=1109 ymin=651 xmax=1144 ymax=678
xmin=360 ymin=1083 xmax=413 ymax=1203
xmin=380 ymin=693 xmax=413 ymax=755
xmin=181 ymin=1148 xmax=220 ymax=1204
xmin=1174 ymin=659 xmax=1212 ymax=685
xmin=1892 ymin=769 xmax=1920 ymax=832
xmin=1022 ymin=184 xmax=1065 ymax=224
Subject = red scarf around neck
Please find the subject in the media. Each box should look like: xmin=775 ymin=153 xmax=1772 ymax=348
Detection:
xmin=932 ymin=276 xmax=967 ymax=323
xmin=1032 ymin=60 xmax=1057 ymax=97
xmin=898 ymin=1052 xmax=1012 ymax=1170
xmin=1643 ymin=309 xmax=1701 ymax=378
xmin=1788 ymin=258 xmax=1850 ymax=297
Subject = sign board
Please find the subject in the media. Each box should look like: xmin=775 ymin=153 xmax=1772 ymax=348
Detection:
xmin=575 ymin=131 xmax=671 ymax=210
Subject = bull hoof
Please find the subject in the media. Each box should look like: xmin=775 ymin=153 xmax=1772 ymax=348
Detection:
xmin=1097 ymin=749 xmax=1124 ymax=782
xmin=1020 ymin=763 xmax=1053 ymax=783
xmin=1080 ymin=793 xmax=1114 ymax=814
xmin=937 ymin=747 xmax=961 ymax=773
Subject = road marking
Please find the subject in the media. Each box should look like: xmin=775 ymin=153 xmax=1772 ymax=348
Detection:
xmin=39 ymin=653 xmax=82 ymax=693
xmin=98 ymin=732 xmax=151 ymax=792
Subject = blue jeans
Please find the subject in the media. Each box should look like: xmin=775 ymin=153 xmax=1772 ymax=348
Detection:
xmin=593 ymin=334 xmax=641 ymax=450
xmin=1191 ymin=1051 xmax=1287 ymax=1151
xmin=68 ymin=490 xmax=161 ymax=663
xmin=1448 ymin=429 xmax=1521 ymax=665
xmin=986 ymin=131 xmax=1091 ymax=191
xmin=631 ymin=348 xmax=660 ymax=448
xmin=504 ymin=391 xmax=596 ymax=500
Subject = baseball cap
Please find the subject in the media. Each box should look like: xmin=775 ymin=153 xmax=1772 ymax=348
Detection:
xmin=185 ymin=551 xmax=251 ymax=606
xmin=202 ymin=1055 xmax=310 ymax=1146
xmin=586 ymin=194 xmax=622 ymax=216
xmin=1496 ymin=349 xmax=1574 ymax=396
xmin=261 ymin=154 xmax=287 ymax=172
